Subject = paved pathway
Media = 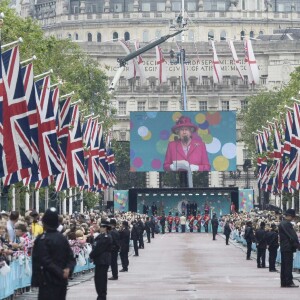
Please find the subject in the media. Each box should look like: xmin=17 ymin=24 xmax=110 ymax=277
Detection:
xmin=67 ymin=233 xmax=300 ymax=300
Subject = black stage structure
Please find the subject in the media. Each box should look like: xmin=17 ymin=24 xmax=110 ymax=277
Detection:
xmin=128 ymin=187 xmax=239 ymax=213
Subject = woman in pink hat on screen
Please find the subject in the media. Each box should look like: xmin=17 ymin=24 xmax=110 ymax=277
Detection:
xmin=163 ymin=116 xmax=211 ymax=172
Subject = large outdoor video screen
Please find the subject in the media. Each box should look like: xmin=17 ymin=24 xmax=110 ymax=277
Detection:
xmin=130 ymin=111 xmax=236 ymax=172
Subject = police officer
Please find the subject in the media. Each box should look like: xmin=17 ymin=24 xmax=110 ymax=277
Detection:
xmin=119 ymin=221 xmax=130 ymax=272
xmin=150 ymin=215 xmax=156 ymax=238
xmin=137 ymin=218 xmax=145 ymax=249
xmin=266 ymin=223 xmax=279 ymax=272
xmin=244 ymin=221 xmax=254 ymax=260
xmin=278 ymin=209 xmax=300 ymax=288
xmin=90 ymin=219 xmax=112 ymax=300
xmin=211 ymin=213 xmax=219 ymax=240
xmin=255 ymin=222 xmax=267 ymax=268
xmin=108 ymin=219 xmax=120 ymax=280
xmin=131 ymin=220 xmax=139 ymax=256
xmin=160 ymin=213 xmax=166 ymax=234
xmin=31 ymin=208 xmax=76 ymax=300
xmin=145 ymin=217 xmax=151 ymax=243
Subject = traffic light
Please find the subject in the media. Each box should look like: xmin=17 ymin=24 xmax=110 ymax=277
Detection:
xmin=169 ymin=49 xmax=175 ymax=59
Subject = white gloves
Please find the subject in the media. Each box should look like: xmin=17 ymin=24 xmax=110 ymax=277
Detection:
xmin=190 ymin=164 xmax=199 ymax=172
xmin=170 ymin=164 xmax=176 ymax=171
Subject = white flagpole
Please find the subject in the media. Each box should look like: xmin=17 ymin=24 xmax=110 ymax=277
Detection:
xmin=12 ymin=185 xmax=16 ymax=211
xmin=35 ymin=189 xmax=40 ymax=213
xmin=45 ymin=187 xmax=49 ymax=210
xmin=25 ymin=188 xmax=30 ymax=211
xmin=63 ymin=190 xmax=67 ymax=214
xmin=80 ymin=191 xmax=84 ymax=213
xmin=69 ymin=188 xmax=73 ymax=215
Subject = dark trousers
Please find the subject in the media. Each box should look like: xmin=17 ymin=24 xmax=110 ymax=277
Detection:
xmin=225 ymin=234 xmax=230 ymax=245
xmin=94 ymin=265 xmax=109 ymax=300
xmin=120 ymin=251 xmax=129 ymax=271
xmin=161 ymin=223 xmax=165 ymax=234
xmin=175 ymin=225 xmax=179 ymax=232
xmin=38 ymin=285 xmax=67 ymax=300
xmin=111 ymin=251 xmax=118 ymax=278
xmin=197 ymin=225 xmax=201 ymax=233
xmin=168 ymin=224 xmax=172 ymax=233
xmin=246 ymin=240 xmax=252 ymax=259
xmin=281 ymin=251 xmax=294 ymax=287
xmin=257 ymin=248 xmax=266 ymax=267
xmin=146 ymin=231 xmax=151 ymax=243
xmin=133 ymin=239 xmax=139 ymax=255
xmin=190 ymin=226 xmax=193 ymax=233
xmin=204 ymin=223 xmax=208 ymax=233
xmin=268 ymin=247 xmax=278 ymax=271
xmin=151 ymin=228 xmax=155 ymax=238
xmin=138 ymin=235 xmax=144 ymax=248
xmin=181 ymin=225 xmax=186 ymax=233
xmin=212 ymin=229 xmax=217 ymax=240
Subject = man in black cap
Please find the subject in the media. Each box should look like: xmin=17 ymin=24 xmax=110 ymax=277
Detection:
xmin=31 ymin=208 xmax=76 ymax=300
xmin=131 ymin=220 xmax=139 ymax=256
xmin=211 ymin=213 xmax=219 ymax=240
xmin=266 ymin=223 xmax=279 ymax=272
xmin=119 ymin=221 xmax=130 ymax=272
xmin=255 ymin=222 xmax=267 ymax=268
xmin=108 ymin=218 xmax=120 ymax=280
xmin=90 ymin=219 xmax=112 ymax=300
xmin=160 ymin=213 xmax=166 ymax=234
xmin=244 ymin=221 xmax=255 ymax=260
xmin=278 ymin=209 xmax=300 ymax=287
xmin=145 ymin=217 xmax=151 ymax=243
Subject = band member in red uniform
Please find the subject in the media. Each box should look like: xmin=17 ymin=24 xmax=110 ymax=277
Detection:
xmin=167 ymin=212 xmax=173 ymax=233
xmin=174 ymin=213 xmax=180 ymax=233
xmin=188 ymin=214 xmax=195 ymax=232
xmin=203 ymin=210 xmax=210 ymax=233
xmin=230 ymin=202 xmax=236 ymax=214
xmin=196 ymin=213 xmax=202 ymax=233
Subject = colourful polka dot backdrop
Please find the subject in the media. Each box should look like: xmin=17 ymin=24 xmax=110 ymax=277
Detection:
xmin=130 ymin=111 xmax=236 ymax=172
xmin=238 ymin=189 xmax=254 ymax=213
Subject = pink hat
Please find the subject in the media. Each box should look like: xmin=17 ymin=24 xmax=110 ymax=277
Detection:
xmin=172 ymin=116 xmax=197 ymax=134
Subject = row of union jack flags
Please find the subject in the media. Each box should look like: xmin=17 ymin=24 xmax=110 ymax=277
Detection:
xmin=255 ymin=102 xmax=300 ymax=194
xmin=0 ymin=44 xmax=116 ymax=192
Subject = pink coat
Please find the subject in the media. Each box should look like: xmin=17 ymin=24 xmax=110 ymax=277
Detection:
xmin=163 ymin=138 xmax=211 ymax=171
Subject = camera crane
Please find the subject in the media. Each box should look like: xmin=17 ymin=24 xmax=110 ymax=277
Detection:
xmin=108 ymin=29 xmax=184 ymax=92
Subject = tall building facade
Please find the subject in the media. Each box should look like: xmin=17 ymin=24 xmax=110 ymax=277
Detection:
xmin=18 ymin=0 xmax=300 ymax=205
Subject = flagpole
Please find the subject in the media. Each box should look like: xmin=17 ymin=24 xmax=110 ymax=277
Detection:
xmin=25 ymin=187 xmax=30 ymax=211
xmin=63 ymin=190 xmax=67 ymax=214
xmin=12 ymin=185 xmax=16 ymax=211
xmin=20 ymin=55 xmax=37 ymax=65
xmin=69 ymin=188 xmax=73 ymax=215
xmin=45 ymin=187 xmax=49 ymax=210
xmin=80 ymin=191 xmax=83 ymax=213
xmin=35 ymin=189 xmax=40 ymax=212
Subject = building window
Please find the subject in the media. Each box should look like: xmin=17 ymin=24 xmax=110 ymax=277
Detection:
xmin=220 ymin=31 xmax=227 ymax=41
xmin=155 ymin=30 xmax=162 ymax=38
xmin=242 ymin=0 xmax=246 ymax=10
xmin=240 ymin=30 xmax=245 ymax=40
xmin=113 ymin=3 xmax=123 ymax=12
xmin=119 ymin=77 xmax=127 ymax=87
xmin=160 ymin=101 xmax=168 ymax=111
xmin=223 ymin=76 xmax=230 ymax=85
xmin=172 ymin=1 xmax=181 ymax=11
xmin=124 ymin=32 xmax=130 ymax=41
xmin=250 ymin=31 xmax=254 ymax=39
xmin=142 ymin=3 xmax=151 ymax=11
xmin=199 ymin=101 xmax=207 ymax=111
xmin=188 ymin=30 xmax=194 ymax=42
xmin=241 ymin=100 xmax=248 ymax=110
xmin=157 ymin=3 xmax=165 ymax=11
xmin=143 ymin=30 xmax=149 ymax=42
xmin=202 ymin=76 xmax=210 ymax=85
xmin=259 ymin=30 xmax=264 ymax=36
xmin=208 ymin=30 xmax=214 ymax=41
xmin=87 ymin=33 xmax=92 ymax=42
xmin=75 ymin=33 xmax=79 ymax=40
xmin=118 ymin=101 xmax=127 ymax=115
xmin=74 ymin=6 xmax=79 ymax=14
xmin=221 ymin=101 xmax=230 ymax=111
xmin=187 ymin=2 xmax=196 ymax=11
xmin=137 ymin=101 xmax=146 ymax=111
xmin=67 ymin=33 xmax=72 ymax=39
xmin=97 ymin=33 xmax=101 ymax=42
xmin=113 ymin=32 xmax=119 ymax=41
xmin=120 ymin=131 xmax=126 ymax=141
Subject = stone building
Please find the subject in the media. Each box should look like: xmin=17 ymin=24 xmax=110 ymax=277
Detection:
xmin=17 ymin=0 xmax=300 ymax=206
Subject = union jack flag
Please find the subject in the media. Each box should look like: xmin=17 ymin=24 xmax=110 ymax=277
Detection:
xmin=106 ymin=147 xmax=117 ymax=186
xmin=260 ymin=129 xmax=270 ymax=190
xmin=35 ymin=75 xmax=61 ymax=179
xmin=55 ymin=105 xmax=85 ymax=191
xmin=98 ymin=124 xmax=109 ymax=191
xmin=288 ymin=103 xmax=300 ymax=189
xmin=0 ymin=46 xmax=32 ymax=177
xmin=282 ymin=111 xmax=293 ymax=192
